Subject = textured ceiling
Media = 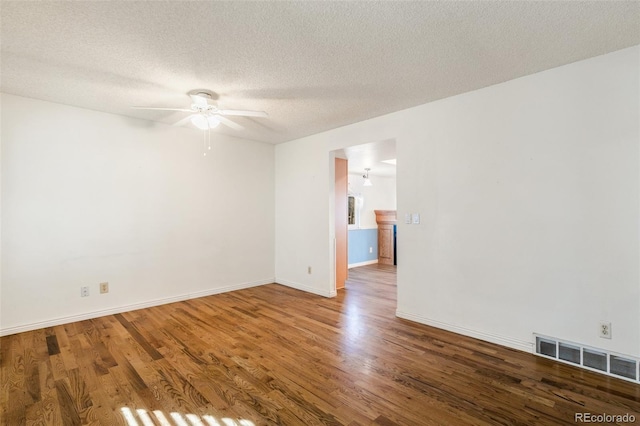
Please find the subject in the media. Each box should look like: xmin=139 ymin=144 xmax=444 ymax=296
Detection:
xmin=1 ymin=1 xmax=639 ymax=144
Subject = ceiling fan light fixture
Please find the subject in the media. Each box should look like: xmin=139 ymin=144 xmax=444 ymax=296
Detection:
xmin=363 ymin=168 xmax=373 ymax=186
xmin=134 ymin=89 xmax=266 ymax=136
xmin=191 ymin=114 xmax=209 ymax=130
xmin=207 ymin=116 xmax=220 ymax=128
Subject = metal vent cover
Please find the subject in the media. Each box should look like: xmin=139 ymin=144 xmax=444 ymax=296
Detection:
xmin=534 ymin=334 xmax=639 ymax=384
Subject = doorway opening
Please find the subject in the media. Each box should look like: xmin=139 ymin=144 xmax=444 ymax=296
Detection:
xmin=331 ymin=139 xmax=397 ymax=292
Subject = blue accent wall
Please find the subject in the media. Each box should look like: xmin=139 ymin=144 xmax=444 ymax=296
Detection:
xmin=348 ymin=228 xmax=378 ymax=265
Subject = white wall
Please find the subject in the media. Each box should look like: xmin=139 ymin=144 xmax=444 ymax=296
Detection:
xmin=275 ymin=46 xmax=640 ymax=357
xmin=274 ymin=139 xmax=334 ymax=296
xmin=1 ymin=94 xmax=275 ymax=335
xmin=348 ymin=173 xmax=396 ymax=229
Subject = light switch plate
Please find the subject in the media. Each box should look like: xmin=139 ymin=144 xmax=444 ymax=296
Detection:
xmin=405 ymin=213 xmax=412 ymax=224
xmin=412 ymin=213 xmax=420 ymax=224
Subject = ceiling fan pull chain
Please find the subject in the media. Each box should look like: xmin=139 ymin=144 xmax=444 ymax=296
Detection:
xmin=203 ymin=128 xmax=207 ymax=156
xmin=208 ymin=127 xmax=212 ymax=152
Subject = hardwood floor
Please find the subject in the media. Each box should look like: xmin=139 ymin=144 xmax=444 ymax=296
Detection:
xmin=2 ymin=264 xmax=639 ymax=425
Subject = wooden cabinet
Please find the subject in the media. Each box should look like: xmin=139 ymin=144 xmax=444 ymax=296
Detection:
xmin=374 ymin=210 xmax=396 ymax=265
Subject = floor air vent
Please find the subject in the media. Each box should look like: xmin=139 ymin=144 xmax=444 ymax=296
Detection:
xmin=534 ymin=334 xmax=640 ymax=384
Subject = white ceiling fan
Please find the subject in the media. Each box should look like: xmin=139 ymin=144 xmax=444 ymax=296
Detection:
xmin=132 ymin=90 xmax=268 ymax=131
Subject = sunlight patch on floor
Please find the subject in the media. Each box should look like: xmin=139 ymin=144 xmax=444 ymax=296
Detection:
xmin=120 ymin=407 xmax=256 ymax=426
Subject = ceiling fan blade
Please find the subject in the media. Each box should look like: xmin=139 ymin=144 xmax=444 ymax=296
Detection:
xmin=218 ymin=109 xmax=268 ymax=118
xmin=172 ymin=114 xmax=195 ymax=127
xmin=190 ymin=94 xmax=209 ymax=108
xmin=132 ymin=106 xmax=192 ymax=112
xmin=216 ymin=115 xmax=244 ymax=130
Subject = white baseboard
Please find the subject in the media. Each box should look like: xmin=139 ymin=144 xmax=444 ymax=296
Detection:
xmin=0 ymin=278 xmax=274 ymax=337
xmin=275 ymin=279 xmax=336 ymax=298
xmin=395 ymin=309 xmax=533 ymax=353
xmin=348 ymin=259 xmax=378 ymax=269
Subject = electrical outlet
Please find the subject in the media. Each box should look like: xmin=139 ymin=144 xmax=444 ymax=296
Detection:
xmin=369 ymin=246 xmax=373 ymax=253
xmin=100 ymin=282 xmax=109 ymax=294
xmin=81 ymin=286 xmax=90 ymax=297
xmin=308 ymin=266 xmax=312 ymax=274
xmin=599 ymin=322 xmax=612 ymax=339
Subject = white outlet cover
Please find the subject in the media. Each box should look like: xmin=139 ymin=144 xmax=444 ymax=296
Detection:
xmin=599 ymin=322 xmax=612 ymax=339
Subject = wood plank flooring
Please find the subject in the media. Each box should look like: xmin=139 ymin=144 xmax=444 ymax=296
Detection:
xmin=2 ymin=264 xmax=639 ymax=425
